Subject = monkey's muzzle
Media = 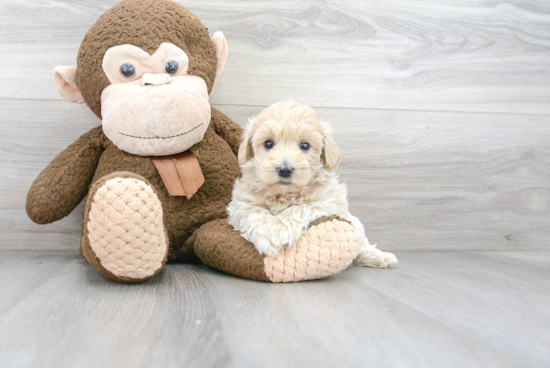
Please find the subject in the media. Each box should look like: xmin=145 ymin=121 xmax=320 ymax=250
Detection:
xmin=100 ymin=75 xmax=211 ymax=156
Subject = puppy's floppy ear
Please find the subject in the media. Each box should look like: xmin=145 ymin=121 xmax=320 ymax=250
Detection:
xmin=238 ymin=117 xmax=256 ymax=165
xmin=321 ymin=122 xmax=341 ymax=171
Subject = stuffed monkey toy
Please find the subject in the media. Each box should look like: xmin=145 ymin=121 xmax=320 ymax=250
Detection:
xmin=26 ymin=0 xmax=359 ymax=283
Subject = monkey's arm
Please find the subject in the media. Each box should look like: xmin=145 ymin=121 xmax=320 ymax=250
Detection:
xmin=210 ymin=107 xmax=243 ymax=156
xmin=26 ymin=126 xmax=106 ymax=224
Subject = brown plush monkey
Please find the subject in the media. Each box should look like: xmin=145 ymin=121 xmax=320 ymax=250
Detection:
xmin=26 ymin=0 xmax=359 ymax=283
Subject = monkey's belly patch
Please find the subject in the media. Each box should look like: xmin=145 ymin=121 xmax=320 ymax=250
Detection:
xmin=263 ymin=219 xmax=359 ymax=283
xmin=86 ymin=177 xmax=167 ymax=279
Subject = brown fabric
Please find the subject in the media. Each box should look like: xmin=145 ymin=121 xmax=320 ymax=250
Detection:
xmin=77 ymin=0 xmax=219 ymax=119
xmin=210 ymin=107 xmax=244 ymax=156
xmin=79 ymin=171 xmax=168 ymax=283
xmin=26 ymin=126 xmax=106 ymax=224
xmin=192 ymin=219 xmax=270 ymax=282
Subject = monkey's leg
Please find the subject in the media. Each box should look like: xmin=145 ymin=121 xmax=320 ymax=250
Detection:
xmin=79 ymin=172 xmax=168 ymax=283
xmin=191 ymin=216 xmax=359 ymax=282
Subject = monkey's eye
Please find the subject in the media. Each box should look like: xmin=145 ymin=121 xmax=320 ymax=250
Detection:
xmin=264 ymin=140 xmax=274 ymax=150
xmin=300 ymin=142 xmax=310 ymax=151
xmin=165 ymin=61 xmax=179 ymax=74
xmin=120 ymin=64 xmax=136 ymax=78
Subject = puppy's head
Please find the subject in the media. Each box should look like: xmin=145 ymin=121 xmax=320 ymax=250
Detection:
xmin=239 ymin=100 xmax=341 ymax=194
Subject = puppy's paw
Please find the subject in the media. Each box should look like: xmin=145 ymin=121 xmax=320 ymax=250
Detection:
xmin=354 ymin=248 xmax=398 ymax=269
xmin=266 ymin=228 xmax=292 ymax=248
xmin=265 ymin=216 xmax=305 ymax=249
xmin=275 ymin=211 xmax=308 ymax=247
xmin=262 ymin=244 xmax=284 ymax=258
xmin=252 ymin=234 xmax=284 ymax=257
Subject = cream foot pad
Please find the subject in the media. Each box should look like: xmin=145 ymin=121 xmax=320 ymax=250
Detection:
xmin=86 ymin=176 xmax=167 ymax=280
xmin=264 ymin=218 xmax=359 ymax=283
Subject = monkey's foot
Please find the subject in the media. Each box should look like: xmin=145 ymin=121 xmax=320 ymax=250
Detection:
xmin=192 ymin=216 xmax=358 ymax=283
xmin=80 ymin=172 xmax=168 ymax=283
xmin=264 ymin=216 xmax=359 ymax=282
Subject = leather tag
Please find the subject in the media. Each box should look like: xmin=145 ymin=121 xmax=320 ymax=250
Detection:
xmin=151 ymin=152 xmax=205 ymax=199
xmin=172 ymin=152 xmax=205 ymax=199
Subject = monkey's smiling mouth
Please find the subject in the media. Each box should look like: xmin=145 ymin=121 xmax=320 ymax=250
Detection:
xmin=118 ymin=122 xmax=204 ymax=140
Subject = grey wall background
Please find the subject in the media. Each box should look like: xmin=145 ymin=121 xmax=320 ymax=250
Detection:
xmin=1 ymin=0 xmax=549 ymax=251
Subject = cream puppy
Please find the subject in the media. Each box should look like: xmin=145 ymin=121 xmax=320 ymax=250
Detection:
xmin=227 ymin=100 xmax=397 ymax=268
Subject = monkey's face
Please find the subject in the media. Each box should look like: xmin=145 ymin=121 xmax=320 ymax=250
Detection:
xmin=99 ymin=43 xmax=210 ymax=156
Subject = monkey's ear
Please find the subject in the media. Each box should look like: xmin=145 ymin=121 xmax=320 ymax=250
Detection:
xmin=321 ymin=124 xmax=341 ymax=171
xmin=211 ymin=31 xmax=228 ymax=75
xmin=53 ymin=66 xmax=85 ymax=104
xmin=238 ymin=117 xmax=256 ymax=165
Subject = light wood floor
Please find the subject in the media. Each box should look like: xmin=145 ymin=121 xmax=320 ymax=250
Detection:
xmin=0 ymin=250 xmax=549 ymax=368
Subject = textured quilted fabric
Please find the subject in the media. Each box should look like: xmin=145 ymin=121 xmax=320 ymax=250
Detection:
xmin=87 ymin=177 xmax=166 ymax=279
xmin=263 ymin=219 xmax=359 ymax=283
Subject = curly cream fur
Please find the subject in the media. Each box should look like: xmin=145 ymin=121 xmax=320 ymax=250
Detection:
xmin=227 ymin=101 xmax=397 ymax=268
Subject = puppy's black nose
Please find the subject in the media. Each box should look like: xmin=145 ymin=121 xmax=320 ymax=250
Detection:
xmin=277 ymin=166 xmax=293 ymax=178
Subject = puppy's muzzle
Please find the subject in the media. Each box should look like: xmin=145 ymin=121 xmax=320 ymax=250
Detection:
xmin=277 ymin=166 xmax=293 ymax=178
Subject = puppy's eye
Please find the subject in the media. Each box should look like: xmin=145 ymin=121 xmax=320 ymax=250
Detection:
xmin=165 ymin=61 xmax=178 ymax=74
xmin=264 ymin=140 xmax=274 ymax=150
xmin=300 ymin=142 xmax=310 ymax=151
xmin=120 ymin=64 xmax=136 ymax=78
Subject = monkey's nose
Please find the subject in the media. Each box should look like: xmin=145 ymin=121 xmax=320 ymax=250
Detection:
xmin=142 ymin=73 xmax=171 ymax=86
xmin=277 ymin=166 xmax=293 ymax=178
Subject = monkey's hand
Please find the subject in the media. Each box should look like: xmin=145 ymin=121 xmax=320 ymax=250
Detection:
xmin=26 ymin=126 xmax=106 ymax=224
